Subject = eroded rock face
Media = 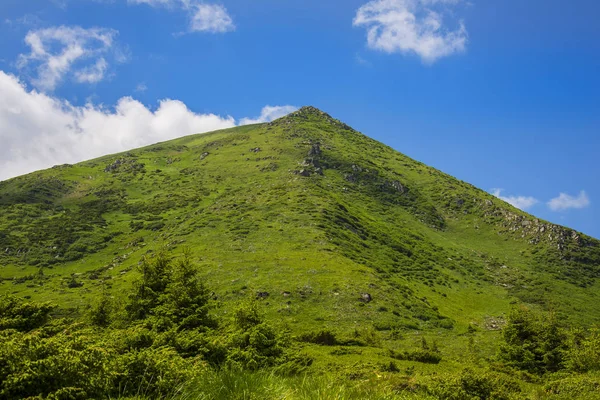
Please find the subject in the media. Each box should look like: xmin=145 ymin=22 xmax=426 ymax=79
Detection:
xmin=104 ymin=158 xmax=145 ymax=174
xmin=479 ymin=199 xmax=591 ymax=251
xmin=296 ymin=142 xmax=324 ymax=177
xmin=308 ymin=144 xmax=322 ymax=158
xmin=388 ymin=180 xmax=406 ymax=194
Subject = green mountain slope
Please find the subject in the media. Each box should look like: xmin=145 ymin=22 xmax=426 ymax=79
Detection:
xmin=1 ymin=105 xmax=600 ymax=333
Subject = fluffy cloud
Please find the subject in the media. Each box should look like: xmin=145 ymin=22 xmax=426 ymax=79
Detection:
xmin=353 ymin=0 xmax=467 ymax=63
xmin=239 ymin=105 xmax=298 ymax=125
xmin=0 ymin=71 xmax=294 ymax=182
xmin=17 ymin=26 xmax=121 ymax=91
xmin=548 ymin=191 xmax=590 ymax=212
xmin=129 ymin=0 xmax=235 ymax=34
xmin=189 ymin=3 xmax=235 ymax=33
xmin=491 ymin=189 xmax=539 ymax=211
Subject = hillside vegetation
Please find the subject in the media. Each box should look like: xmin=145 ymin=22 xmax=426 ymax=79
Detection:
xmin=1 ymin=106 xmax=599 ymax=399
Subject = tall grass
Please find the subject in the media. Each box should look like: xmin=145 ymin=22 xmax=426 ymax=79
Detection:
xmin=173 ymin=369 xmax=434 ymax=400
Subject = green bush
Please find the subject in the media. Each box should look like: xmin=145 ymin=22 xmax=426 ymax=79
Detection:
xmin=298 ymin=329 xmax=338 ymax=346
xmin=389 ymin=349 xmax=442 ymax=364
xmin=565 ymin=327 xmax=600 ymax=373
xmin=225 ymin=298 xmax=285 ymax=370
xmin=0 ymin=295 xmax=56 ymax=332
xmin=543 ymin=374 xmax=600 ymax=399
xmin=0 ymin=326 xmax=115 ymax=399
xmin=428 ymin=369 xmax=522 ymax=400
xmin=498 ymin=307 xmax=566 ymax=374
xmin=125 ymin=251 xmax=215 ymax=331
xmin=114 ymin=346 xmax=200 ymax=399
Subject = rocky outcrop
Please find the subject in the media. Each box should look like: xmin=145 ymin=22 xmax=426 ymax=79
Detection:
xmin=295 ymin=142 xmax=324 ymax=177
xmin=269 ymin=106 xmax=354 ymax=131
xmin=104 ymin=158 xmax=145 ymax=174
xmin=479 ymin=199 xmax=592 ymax=252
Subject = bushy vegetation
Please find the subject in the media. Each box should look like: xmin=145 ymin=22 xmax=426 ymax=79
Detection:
xmin=2 ymin=107 xmax=600 ymax=398
xmin=498 ymin=307 xmax=566 ymax=374
xmin=0 ymin=253 xmax=311 ymax=399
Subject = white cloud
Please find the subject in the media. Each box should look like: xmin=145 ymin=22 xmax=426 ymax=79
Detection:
xmin=74 ymin=58 xmax=108 ymax=83
xmin=135 ymin=82 xmax=148 ymax=92
xmin=0 ymin=71 xmax=293 ymax=181
xmin=189 ymin=4 xmax=235 ymax=33
xmin=353 ymin=0 xmax=468 ymax=63
xmin=239 ymin=105 xmax=298 ymax=125
xmin=491 ymin=189 xmax=539 ymax=211
xmin=17 ymin=26 xmax=120 ymax=91
xmin=548 ymin=191 xmax=590 ymax=212
xmin=129 ymin=0 xmax=235 ymax=34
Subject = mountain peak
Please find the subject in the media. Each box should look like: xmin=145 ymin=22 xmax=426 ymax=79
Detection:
xmin=295 ymin=105 xmax=330 ymax=115
xmin=274 ymin=106 xmax=354 ymax=131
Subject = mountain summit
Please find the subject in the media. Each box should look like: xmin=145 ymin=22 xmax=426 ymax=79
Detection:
xmin=1 ymin=107 xmax=599 ymax=330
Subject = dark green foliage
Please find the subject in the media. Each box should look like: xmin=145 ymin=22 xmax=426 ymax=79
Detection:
xmin=225 ymin=298 xmax=286 ymax=370
xmin=389 ymin=348 xmax=442 ymax=364
xmin=113 ymin=346 xmax=198 ymax=398
xmin=298 ymin=329 xmax=339 ymax=346
xmin=126 ymin=252 xmax=172 ymax=321
xmin=428 ymin=369 xmax=522 ymax=400
xmin=0 ymin=295 xmax=55 ymax=331
xmin=125 ymin=250 xmax=214 ymax=331
xmin=543 ymin=375 xmax=600 ymax=399
xmin=0 ymin=257 xmax=296 ymax=399
xmin=0 ymin=323 xmax=201 ymax=400
xmin=88 ymin=291 xmax=113 ymax=327
xmin=565 ymin=327 xmax=600 ymax=372
xmin=0 ymin=325 xmax=115 ymax=399
xmin=498 ymin=307 xmax=567 ymax=374
xmin=154 ymin=253 xmax=215 ymax=330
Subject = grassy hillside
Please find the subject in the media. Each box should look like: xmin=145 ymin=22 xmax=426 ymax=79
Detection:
xmin=1 ymin=106 xmax=600 ymax=399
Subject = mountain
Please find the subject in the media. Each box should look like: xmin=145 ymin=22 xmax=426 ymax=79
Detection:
xmin=1 ymin=106 xmax=600 ymax=330
xmin=2 ymin=106 xmax=600 ymax=399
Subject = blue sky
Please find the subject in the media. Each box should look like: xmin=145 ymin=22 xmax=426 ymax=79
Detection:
xmin=0 ymin=0 xmax=599 ymax=238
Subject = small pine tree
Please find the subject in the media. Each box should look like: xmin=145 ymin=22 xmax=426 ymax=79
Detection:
xmin=125 ymin=251 xmax=172 ymax=321
xmin=498 ymin=306 xmax=566 ymax=374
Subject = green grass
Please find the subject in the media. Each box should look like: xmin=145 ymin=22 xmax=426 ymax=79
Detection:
xmin=1 ymin=106 xmax=600 ymax=398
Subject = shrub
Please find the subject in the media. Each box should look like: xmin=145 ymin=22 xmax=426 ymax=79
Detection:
xmin=298 ymin=329 xmax=338 ymax=346
xmin=565 ymin=327 xmax=600 ymax=373
xmin=226 ymin=298 xmax=285 ymax=370
xmin=113 ymin=346 xmax=199 ymax=399
xmin=0 ymin=295 xmax=56 ymax=332
xmin=498 ymin=307 xmax=566 ymax=374
xmin=0 ymin=326 xmax=115 ymax=399
xmin=544 ymin=374 xmax=600 ymax=399
xmin=389 ymin=349 xmax=442 ymax=364
xmin=428 ymin=369 xmax=522 ymax=400
xmin=88 ymin=292 xmax=113 ymax=327
xmin=125 ymin=251 xmax=215 ymax=331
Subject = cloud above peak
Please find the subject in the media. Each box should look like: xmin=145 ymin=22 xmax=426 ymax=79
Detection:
xmin=17 ymin=26 xmax=123 ymax=91
xmin=239 ymin=105 xmax=298 ymax=125
xmin=353 ymin=0 xmax=468 ymax=63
